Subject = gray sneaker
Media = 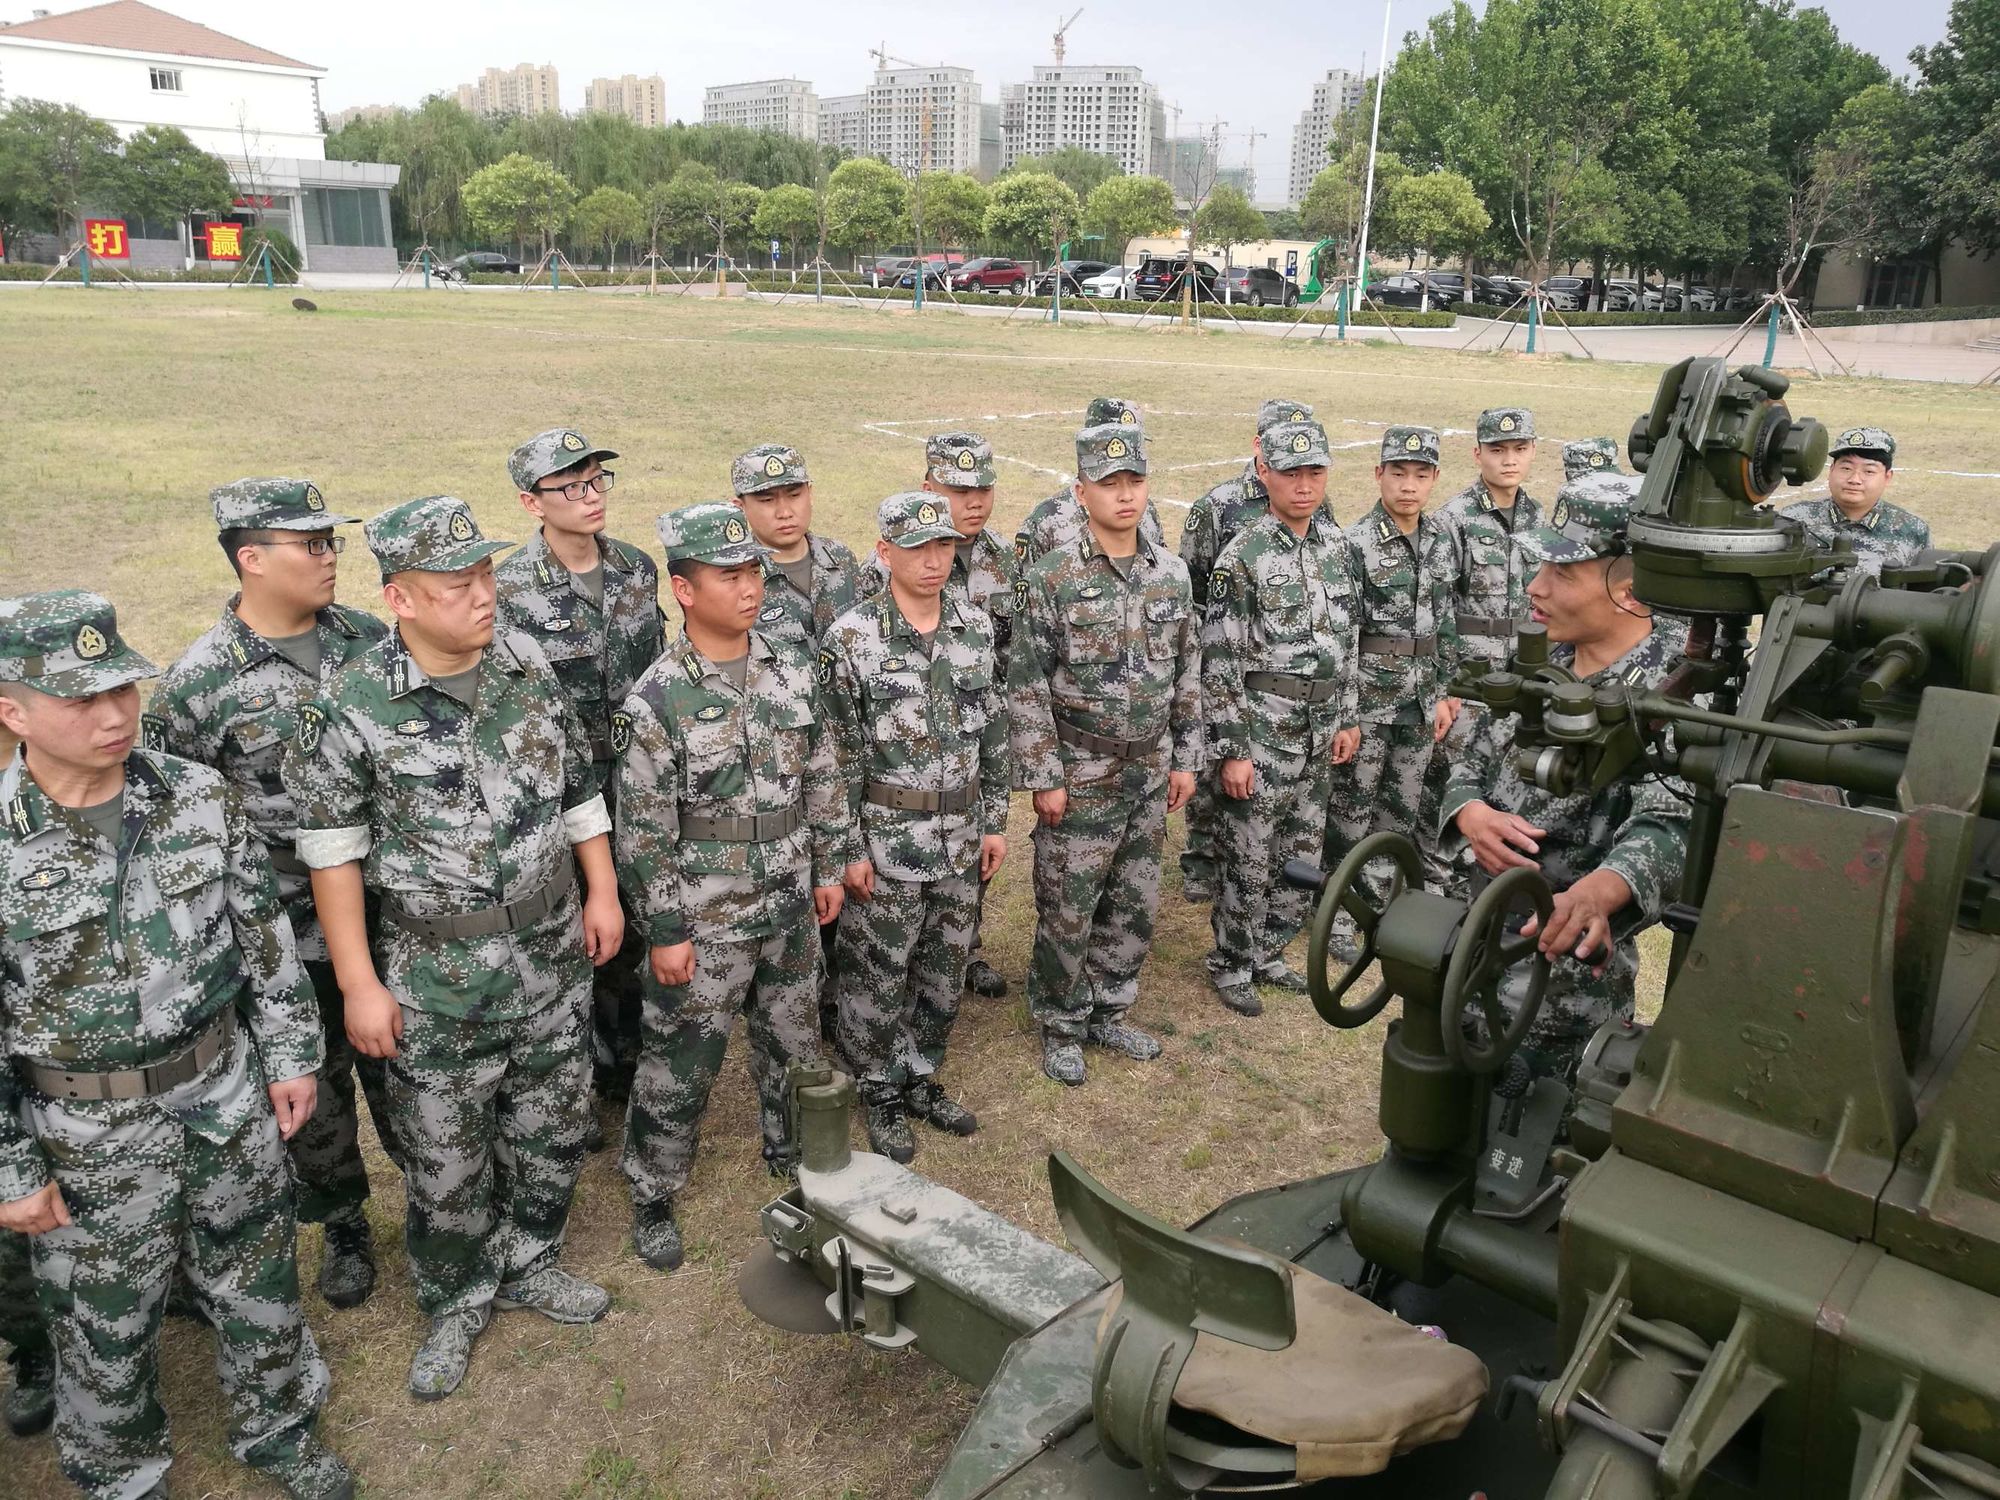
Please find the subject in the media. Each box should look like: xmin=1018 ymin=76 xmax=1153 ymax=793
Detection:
xmin=633 ymin=1201 xmax=684 ymax=1272
xmin=1214 ymin=979 xmax=1262 ymax=1017
xmin=316 ymin=1205 xmax=376 ymax=1310
xmin=1254 ymin=959 xmax=1309 ymax=993
xmin=1086 ymin=1022 xmax=1163 ymax=1061
xmin=409 ymin=1305 xmax=489 ymax=1401
xmin=256 ymin=1432 xmax=356 ymax=1500
xmin=494 ymin=1265 xmax=612 ymax=1324
xmin=1041 ymin=1036 xmax=1086 ymax=1086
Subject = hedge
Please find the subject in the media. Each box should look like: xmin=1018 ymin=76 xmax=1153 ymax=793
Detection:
xmin=1811 ymin=303 xmax=2000 ymax=327
xmin=0 ymin=263 xmax=260 ymax=283
xmin=1446 ymin=301 xmax=1745 ymax=326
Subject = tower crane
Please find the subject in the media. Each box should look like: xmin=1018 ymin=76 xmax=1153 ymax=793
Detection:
xmin=1053 ymin=8 xmax=1084 ymax=64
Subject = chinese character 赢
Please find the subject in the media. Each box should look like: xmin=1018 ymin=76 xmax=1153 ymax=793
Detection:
xmin=205 ymin=222 xmax=244 ymax=261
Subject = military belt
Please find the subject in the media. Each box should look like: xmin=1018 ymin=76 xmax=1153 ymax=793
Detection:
xmin=864 ymin=781 xmax=979 ymax=815
xmin=587 ymin=730 xmax=613 ymax=761
xmin=267 ymin=843 xmax=309 ymax=878
xmin=382 ymin=858 xmax=575 ymax=941
xmin=1054 ymin=717 xmax=1166 ymax=760
xmin=1244 ymin=670 xmax=1341 ymax=703
xmin=19 ymin=1008 xmax=234 ymax=1103
xmin=679 ymin=804 xmax=805 ymax=843
xmin=1359 ymin=635 xmax=1439 ymax=657
xmin=1455 ymin=613 xmax=1515 ymax=637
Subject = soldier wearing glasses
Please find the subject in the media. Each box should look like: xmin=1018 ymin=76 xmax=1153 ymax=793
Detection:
xmin=148 ymin=479 xmax=398 ymax=1313
xmin=497 ymin=430 xmax=665 ymax=1134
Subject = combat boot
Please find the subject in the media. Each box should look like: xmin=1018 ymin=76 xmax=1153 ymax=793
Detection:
xmin=633 ymin=1201 xmax=684 ymax=1272
xmin=582 ymin=1104 xmax=607 ymax=1153
xmin=1086 ymin=1021 xmax=1162 ymax=1061
xmin=3 ymin=1344 xmax=53 ymax=1436
xmin=1213 ymin=978 xmax=1262 ymax=1016
xmin=1254 ymin=959 xmax=1309 ymax=993
xmin=316 ymin=1204 xmax=376 ymax=1310
xmin=255 ymin=1431 xmax=355 ymax=1500
xmin=494 ymin=1266 xmax=612 ymax=1324
xmin=863 ymin=1090 xmax=916 ymax=1163
xmin=963 ymin=959 xmax=1009 ymax=998
xmin=408 ymin=1305 xmax=489 ymax=1401
xmin=1181 ymin=866 xmax=1215 ymax=904
xmin=1041 ymin=1034 xmax=1086 ymax=1086
xmin=905 ymin=1077 xmax=978 ymax=1136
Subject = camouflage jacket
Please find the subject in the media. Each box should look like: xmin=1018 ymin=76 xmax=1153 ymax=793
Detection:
xmin=1344 ymin=502 xmax=1464 ymax=725
xmin=1179 ymin=461 xmax=1269 ymax=608
xmin=1439 ymin=479 xmax=1541 ymax=670
xmin=146 ymin=599 xmax=385 ymax=961
xmin=1776 ymin=496 xmax=1932 ymax=576
xmin=1009 ymin=530 xmax=1202 ymax=790
xmin=614 ymin=631 xmax=856 ymax=947
xmin=861 ymin=527 xmax=1020 ymax=683
xmin=0 ymin=749 xmax=322 ymax=1200
xmin=819 ymin=590 xmax=1010 ymax=882
xmin=755 ymin=533 xmax=863 ymax=648
xmin=283 ymin=628 xmax=610 ymax=1022
xmin=1202 ymin=510 xmax=1358 ymax=760
xmin=1013 ymin=486 xmax=1167 ymax=572
xmin=1437 ymin=628 xmax=1689 ymax=1030
xmin=494 ymin=529 xmax=665 ymax=768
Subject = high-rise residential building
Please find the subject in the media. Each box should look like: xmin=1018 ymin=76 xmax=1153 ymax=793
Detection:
xmin=455 ymin=63 xmax=560 ymax=118
xmin=1164 ymin=135 xmax=1215 ymax=204
xmin=818 ymin=92 xmax=866 ymax=156
xmin=703 ymin=78 xmax=817 ymax=140
xmin=587 ymin=74 xmax=666 ymax=128
xmin=977 ymin=100 xmax=1002 ymax=181
xmin=1288 ymin=67 xmax=1365 ymax=207
xmin=325 ymin=103 xmax=399 ymax=132
xmin=998 ymin=64 xmax=1162 ymax=178
xmin=865 ymin=64 xmax=980 ymax=175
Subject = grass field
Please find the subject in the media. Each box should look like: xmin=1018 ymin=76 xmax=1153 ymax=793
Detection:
xmin=1 ymin=290 xmax=1996 ymax=1499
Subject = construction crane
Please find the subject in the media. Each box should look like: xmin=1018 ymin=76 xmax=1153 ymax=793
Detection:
xmin=870 ymin=45 xmax=938 ymax=175
xmin=1241 ymin=127 xmax=1268 ymax=191
xmin=1053 ymin=7 xmax=1084 ymax=64
xmin=870 ymin=43 xmax=924 ymax=72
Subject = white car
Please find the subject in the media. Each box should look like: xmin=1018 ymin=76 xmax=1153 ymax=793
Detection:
xmin=1083 ymin=265 xmax=1135 ymax=299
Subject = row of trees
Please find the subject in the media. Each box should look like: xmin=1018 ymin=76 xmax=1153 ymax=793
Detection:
xmin=0 ymin=101 xmax=237 ymax=252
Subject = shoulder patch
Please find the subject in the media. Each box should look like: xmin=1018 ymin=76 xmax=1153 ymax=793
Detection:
xmin=141 ymin=713 xmax=169 ymax=753
xmin=681 ymin=652 xmax=704 ymax=685
xmin=1014 ymin=578 xmax=1030 ymax=613
xmin=295 ymin=703 xmax=326 ymax=756
xmin=610 ymin=709 xmax=633 ymax=755
xmin=1212 ymin=570 xmax=1234 ymax=604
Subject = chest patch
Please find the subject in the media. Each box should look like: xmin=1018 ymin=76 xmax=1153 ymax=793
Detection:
xmin=760 ymin=605 xmax=786 ymax=622
xmin=18 ymin=866 xmax=68 ymax=891
xmin=1077 ymin=585 xmax=1105 ymax=601
xmin=542 ymin=617 xmax=573 ymax=632
xmin=395 ymin=719 xmax=431 ymax=737
xmin=695 ymin=704 xmax=728 ymax=722
xmin=240 ymin=692 xmax=276 ymax=714
xmin=881 ymin=656 xmax=909 ymax=674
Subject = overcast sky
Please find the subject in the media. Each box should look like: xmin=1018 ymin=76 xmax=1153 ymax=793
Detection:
xmin=52 ymin=0 xmax=1953 ymax=180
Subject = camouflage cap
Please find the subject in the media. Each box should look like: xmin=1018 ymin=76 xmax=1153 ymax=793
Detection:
xmin=1477 ymin=407 xmax=1536 ymax=444
xmin=1256 ymin=398 xmax=1316 ymax=435
xmin=1380 ymin=425 xmax=1442 ymax=467
xmin=1519 ymin=473 xmax=1640 ymax=564
xmin=1084 ymin=396 xmax=1143 ymax=429
xmin=364 ymin=496 xmax=510 ymax=582
xmin=657 ymin=502 xmax=769 ymax=567
xmin=878 ymin=492 xmax=962 ymax=548
xmin=0 ymin=590 xmax=157 ymax=698
xmin=1076 ymin=422 xmax=1148 ymax=482
xmin=925 ymin=432 xmax=997 ymax=488
xmin=1562 ymin=437 xmax=1625 ymax=481
xmin=508 ymin=428 xmax=619 ymax=492
xmin=1259 ymin=420 xmax=1333 ymax=471
xmin=1829 ymin=425 xmax=1896 ymax=467
xmin=211 ymin=476 xmax=359 ymax=532
xmin=732 ymin=443 xmax=811 ymax=496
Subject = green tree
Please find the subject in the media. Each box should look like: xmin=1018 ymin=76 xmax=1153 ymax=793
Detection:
xmin=1262 ymin=207 xmax=1305 ymax=240
xmin=572 ymin=184 xmax=643 ymax=270
xmin=1003 ymin=146 xmax=1122 ymax=199
xmin=825 ymin=156 xmax=908 ymax=255
xmin=915 ymin=171 xmax=988 ymax=250
xmin=1299 ymin=147 xmax=1409 ymax=283
xmin=754 ymin=181 xmax=819 ymax=265
xmin=1909 ymin=0 xmax=2000 ymax=260
xmin=647 ymin=163 xmax=716 ymax=259
xmin=1194 ymin=182 xmax=1266 ymax=265
xmin=1383 ymin=169 xmax=1489 ymax=267
xmin=0 ymin=99 xmax=121 ymax=243
xmin=982 ymin=171 xmax=1082 ymax=262
xmin=709 ymin=180 xmax=762 ymax=262
xmin=461 ymin=151 xmax=575 ymax=257
xmin=1083 ymin=174 xmax=1178 ymax=264
xmin=110 ymin=124 xmax=234 ymax=238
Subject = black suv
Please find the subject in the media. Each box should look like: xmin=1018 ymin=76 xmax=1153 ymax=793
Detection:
xmin=1031 ymin=259 xmax=1112 ymax=295
xmin=1217 ymin=265 xmax=1299 ymax=306
xmin=1132 ymin=255 xmax=1220 ymax=302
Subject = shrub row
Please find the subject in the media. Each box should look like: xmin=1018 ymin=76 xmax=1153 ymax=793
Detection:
xmin=0 ymin=263 xmax=260 ymax=283
xmin=1446 ymin=301 xmax=1745 ymax=326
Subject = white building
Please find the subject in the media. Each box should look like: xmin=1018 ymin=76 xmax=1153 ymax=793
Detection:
xmin=455 ymin=62 xmax=560 ymax=118
xmin=703 ymin=78 xmax=817 ymax=141
xmin=586 ymin=73 xmax=665 ymax=128
xmin=865 ymin=64 xmax=979 ymax=176
xmin=0 ymin=0 xmax=400 ymax=271
xmin=1288 ymin=67 xmax=1365 ymax=208
xmin=818 ymin=92 xmax=865 ymax=156
xmin=999 ymin=64 xmax=1163 ymax=179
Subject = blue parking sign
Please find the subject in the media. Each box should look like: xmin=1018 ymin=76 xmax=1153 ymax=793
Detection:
xmin=1285 ymin=250 xmax=1299 ymax=281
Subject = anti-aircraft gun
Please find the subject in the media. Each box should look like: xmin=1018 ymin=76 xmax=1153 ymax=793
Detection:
xmin=743 ymin=357 xmax=2000 ymax=1499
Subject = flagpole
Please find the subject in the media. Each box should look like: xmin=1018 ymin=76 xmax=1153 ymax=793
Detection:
xmin=1353 ymin=0 xmax=1392 ymax=311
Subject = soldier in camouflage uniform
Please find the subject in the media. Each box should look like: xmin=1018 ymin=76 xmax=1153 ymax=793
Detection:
xmin=148 ymin=477 xmax=396 ymax=1314
xmin=1177 ymin=397 xmax=1319 ymax=905
xmin=613 ymin=504 xmax=854 ymax=1272
xmin=1013 ymin=398 xmax=1168 ymax=568
xmin=731 ymin=443 xmax=863 ymax=646
xmin=860 ymin=432 xmax=1019 ymax=1000
xmin=286 ymin=497 xmax=623 ymax=1401
xmin=0 ymin=1226 xmax=52 ymax=1437
xmin=1011 ymin=425 xmax=1201 ymax=1085
xmin=1438 ymin=475 xmax=1689 ymax=1085
xmin=1328 ymin=428 xmax=1463 ymax=928
xmin=1778 ymin=426 xmax=1930 ymax=575
xmin=0 ymin=591 xmax=350 ymax=1499
xmin=1201 ymin=421 xmax=1360 ymax=1016
xmin=824 ymin=494 xmax=1010 ymax=1159
xmin=497 ymin=428 xmax=665 ymax=1134
xmin=1562 ymin=436 xmax=1625 ymax=481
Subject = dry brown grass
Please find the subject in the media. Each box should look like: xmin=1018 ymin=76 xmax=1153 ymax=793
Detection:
xmin=0 ymin=290 xmax=1993 ymax=1498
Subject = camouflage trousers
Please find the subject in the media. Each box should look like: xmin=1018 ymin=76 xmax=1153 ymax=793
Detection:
xmin=1207 ymin=744 xmax=1332 ymax=988
xmin=590 ymin=893 xmax=646 ymax=1075
xmin=1179 ymin=772 xmax=1219 ymax=883
xmin=834 ymin=865 xmax=980 ymax=1091
xmin=1422 ymin=707 xmax=1485 ymax=893
xmin=388 ymin=991 xmax=591 ymax=1318
xmin=26 ymin=1035 xmax=327 ymax=1497
xmin=288 ymin=959 xmax=401 ymax=1223
xmin=622 ymin=897 xmax=825 ymax=1205
xmin=0 ymin=1225 xmax=49 ymax=1358
xmin=1027 ymin=770 xmax=1167 ymax=1041
xmin=1327 ymin=721 xmax=1440 ymax=893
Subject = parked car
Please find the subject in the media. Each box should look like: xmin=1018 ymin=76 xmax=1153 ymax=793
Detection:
xmin=871 ymin=256 xmax=924 ymax=285
xmin=1467 ymin=275 xmax=1516 ymax=307
xmin=1131 ymin=254 xmax=1221 ymax=302
xmin=1216 ymin=264 xmax=1299 ymax=307
xmin=1031 ymin=259 xmax=1112 ymax=295
xmin=896 ymin=263 xmax=955 ymax=290
xmin=443 ymin=250 xmax=521 ymax=277
xmin=1540 ymin=275 xmax=1589 ymax=310
xmin=1604 ymin=279 xmax=1643 ymax=312
xmin=950 ymin=257 xmax=1030 ymax=292
xmin=1082 ymin=264 xmax=1136 ymax=298
xmin=1685 ymin=283 xmax=1718 ymax=311
xmin=1362 ymin=272 xmax=1433 ymax=309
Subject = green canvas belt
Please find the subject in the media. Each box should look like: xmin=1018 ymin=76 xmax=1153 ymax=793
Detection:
xmin=19 ymin=1008 xmax=234 ymax=1103
xmin=864 ymin=781 xmax=979 ymax=814
xmin=1454 ymin=613 xmax=1515 ymax=636
xmin=1359 ymin=635 xmax=1439 ymax=657
xmin=382 ymin=858 xmax=575 ymax=941
xmin=1245 ymin=671 xmax=1341 ymax=703
xmin=1055 ymin=717 xmax=1166 ymax=760
xmin=679 ymin=804 xmax=804 ymax=842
